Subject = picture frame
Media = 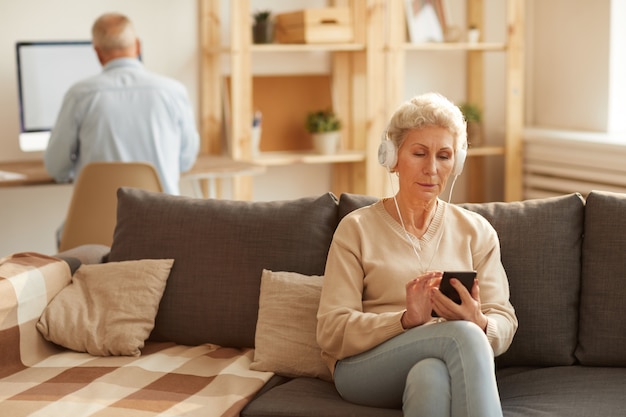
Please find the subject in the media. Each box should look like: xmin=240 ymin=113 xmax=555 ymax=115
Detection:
xmin=404 ymin=0 xmax=445 ymax=43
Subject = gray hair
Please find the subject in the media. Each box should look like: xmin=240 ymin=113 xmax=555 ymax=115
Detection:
xmin=91 ymin=13 xmax=137 ymax=52
xmin=385 ymin=92 xmax=467 ymax=151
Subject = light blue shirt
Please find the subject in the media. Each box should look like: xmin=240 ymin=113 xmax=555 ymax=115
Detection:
xmin=44 ymin=58 xmax=199 ymax=194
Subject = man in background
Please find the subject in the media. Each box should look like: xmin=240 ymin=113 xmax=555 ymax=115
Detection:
xmin=44 ymin=12 xmax=199 ymax=195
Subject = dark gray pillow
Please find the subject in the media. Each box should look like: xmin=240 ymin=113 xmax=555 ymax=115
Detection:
xmin=461 ymin=193 xmax=584 ymax=367
xmin=576 ymin=190 xmax=626 ymax=366
xmin=108 ymin=188 xmax=339 ymax=348
xmin=337 ymin=193 xmax=379 ymax=221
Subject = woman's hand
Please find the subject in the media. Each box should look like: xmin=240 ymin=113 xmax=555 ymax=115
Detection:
xmin=431 ymin=278 xmax=488 ymax=331
xmin=401 ymin=271 xmax=442 ymax=329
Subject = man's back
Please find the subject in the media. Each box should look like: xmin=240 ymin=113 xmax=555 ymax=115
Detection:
xmin=44 ymin=12 xmax=199 ymax=195
xmin=45 ymin=58 xmax=199 ymax=194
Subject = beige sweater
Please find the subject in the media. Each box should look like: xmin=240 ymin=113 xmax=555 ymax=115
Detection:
xmin=316 ymin=199 xmax=518 ymax=375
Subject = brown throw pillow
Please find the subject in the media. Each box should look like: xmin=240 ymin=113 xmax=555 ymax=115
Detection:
xmin=37 ymin=259 xmax=174 ymax=356
xmin=250 ymin=269 xmax=331 ymax=381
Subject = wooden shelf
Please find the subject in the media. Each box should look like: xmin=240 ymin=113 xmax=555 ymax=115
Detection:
xmin=467 ymin=146 xmax=505 ymax=157
xmin=209 ymin=43 xmax=365 ymax=54
xmin=252 ymin=147 xmax=500 ymax=167
xmin=253 ymin=150 xmax=366 ymax=166
xmin=403 ymin=42 xmax=506 ymax=51
xmin=250 ymin=43 xmax=365 ymax=52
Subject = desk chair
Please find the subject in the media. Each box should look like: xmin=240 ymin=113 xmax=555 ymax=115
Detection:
xmin=58 ymin=162 xmax=163 ymax=252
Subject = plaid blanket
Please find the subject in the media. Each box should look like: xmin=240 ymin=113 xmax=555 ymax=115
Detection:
xmin=0 ymin=253 xmax=273 ymax=417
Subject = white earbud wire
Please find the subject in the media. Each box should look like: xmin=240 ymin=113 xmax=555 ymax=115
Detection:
xmin=387 ymin=171 xmax=450 ymax=273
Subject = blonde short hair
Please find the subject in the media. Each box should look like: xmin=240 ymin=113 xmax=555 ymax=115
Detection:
xmin=92 ymin=13 xmax=137 ymax=52
xmin=386 ymin=92 xmax=467 ymax=151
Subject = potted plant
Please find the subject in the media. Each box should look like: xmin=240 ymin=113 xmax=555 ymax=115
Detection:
xmin=252 ymin=10 xmax=273 ymax=44
xmin=459 ymin=102 xmax=483 ymax=147
xmin=305 ymin=109 xmax=342 ymax=154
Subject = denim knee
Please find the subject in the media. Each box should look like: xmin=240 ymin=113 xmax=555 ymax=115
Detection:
xmin=403 ymin=358 xmax=451 ymax=416
xmin=444 ymin=321 xmax=492 ymax=356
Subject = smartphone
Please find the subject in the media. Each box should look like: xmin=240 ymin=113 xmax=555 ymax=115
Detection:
xmin=438 ymin=271 xmax=477 ymax=304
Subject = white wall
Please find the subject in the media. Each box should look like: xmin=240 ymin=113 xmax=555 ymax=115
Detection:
xmin=526 ymin=0 xmax=611 ymax=131
xmin=608 ymin=0 xmax=626 ymax=133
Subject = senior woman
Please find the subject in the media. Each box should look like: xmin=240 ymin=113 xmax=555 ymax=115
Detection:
xmin=316 ymin=92 xmax=518 ymax=417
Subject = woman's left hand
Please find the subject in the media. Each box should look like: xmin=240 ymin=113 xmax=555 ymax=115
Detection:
xmin=431 ymin=278 xmax=489 ymax=331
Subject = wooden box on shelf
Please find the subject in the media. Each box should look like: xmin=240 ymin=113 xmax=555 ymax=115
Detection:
xmin=275 ymin=8 xmax=353 ymax=44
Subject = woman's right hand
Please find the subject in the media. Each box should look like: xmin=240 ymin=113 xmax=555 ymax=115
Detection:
xmin=401 ymin=271 xmax=443 ymax=329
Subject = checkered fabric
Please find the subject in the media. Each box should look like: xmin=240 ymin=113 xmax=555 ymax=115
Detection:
xmin=0 ymin=253 xmax=274 ymax=416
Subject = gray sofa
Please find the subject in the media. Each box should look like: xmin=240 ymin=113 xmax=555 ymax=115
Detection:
xmin=4 ymin=187 xmax=626 ymax=416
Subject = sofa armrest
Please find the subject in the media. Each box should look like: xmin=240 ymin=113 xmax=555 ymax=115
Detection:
xmin=54 ymin=244 xmax=110 ymax=274
xmin=0 ymin=252 xmax=72 ymax=376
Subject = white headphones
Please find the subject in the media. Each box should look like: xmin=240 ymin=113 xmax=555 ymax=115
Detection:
xmin=377 ymin=131 xmax=467 ymax=177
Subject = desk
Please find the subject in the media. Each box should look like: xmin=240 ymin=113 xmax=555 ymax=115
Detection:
xmin=182 ymin=155 xmax=266 ymax=198
xmin=0 ymin=155 xmax=266 ymax=198
xmin=0 ymin=160 xmax=54 ymax=187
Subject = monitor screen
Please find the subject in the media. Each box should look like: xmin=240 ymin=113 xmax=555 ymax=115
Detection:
xmin=16 ymin=41 xmax=101 ymax=152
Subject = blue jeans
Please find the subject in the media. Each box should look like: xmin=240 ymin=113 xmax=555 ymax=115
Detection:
xmin=334 ymin=321 xmax=502 ymax=417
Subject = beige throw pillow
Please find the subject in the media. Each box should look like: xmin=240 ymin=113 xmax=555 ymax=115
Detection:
xmin=250 ymin=269 xmax=331 ymax=381
xmin=37 ymin=259 xmax=174 ymax=357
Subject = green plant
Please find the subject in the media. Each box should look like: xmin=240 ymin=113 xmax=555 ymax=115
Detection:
xmin=305 ymin=109 xmax=341 ymax=133
xmin=459 ymin=102 xmax=482 ymax=124
xmin=253 ymin=10 xmax=271 ymax=24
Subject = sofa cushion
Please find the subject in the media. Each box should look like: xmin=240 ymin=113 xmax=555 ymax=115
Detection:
xmin=108 ymin=188 xmax=339 ymax=348
xmin=0 ymin=341 xmax=274 ymax=416
xmin=497 ymin=366 xmax=626 ymax=417
xmin=576 ymin=190 xmax=626 ymax=366
xmin=337 ymin=193 xmax=379 ymax=221
xmin=250 ymin=270 xmax=331 ymax=381
xmin=242 ymin=377 xmax=402 ymax=417
xmin=461 ymin=193 xmax=584 ymax=367
xmin=0 ymin=253 xmax=70 ymax=377
xmin=37 ymin=259 xmax=173 ymax=357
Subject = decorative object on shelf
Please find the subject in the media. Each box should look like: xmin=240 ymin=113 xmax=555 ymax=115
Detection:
xmin=467 ymin=25 xmax=480 ymax=43
xmin=443 ymin=25 xmax=462 ymax=42
xmin=251 ymin=110 xmax=262 ymax=156
xmin=275 ymin=8 xmax=352 ymax=44
xmin=404 ymin=0 xmax=444 ymax=43
xmin=459 ymin=102 xmax=483 ymax=147
xmin=439 ymin=0 xmax=461 ymax=42
xmin=305 ymin=109 xmax=342 ymax=155
xmin=252 ymin=10 xmax=274 ymax=44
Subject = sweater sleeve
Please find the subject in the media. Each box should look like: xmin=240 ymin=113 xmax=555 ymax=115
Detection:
xmin=316 ymin=216 xmax=406 ymax=363
xmin=468 ymin=213 xmax=518 ymax=356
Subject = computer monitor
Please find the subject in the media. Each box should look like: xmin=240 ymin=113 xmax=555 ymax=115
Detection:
xmin=15 ymin=41 xmax=101 ymax=152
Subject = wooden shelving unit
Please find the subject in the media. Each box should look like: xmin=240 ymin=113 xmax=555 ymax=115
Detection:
xmin=253 ymin=150 xmax=366 ymax=167
xmin=199 ymin=0 xmax=524 ymax=202
xmin=403 ymin=42 xmax=506 ymax=52
xmin=199 ymin=0 xmax=388 ymax=200
xmin=386 ymin=0 xmax=524 ymax=202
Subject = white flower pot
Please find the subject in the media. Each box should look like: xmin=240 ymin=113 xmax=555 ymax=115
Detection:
xmin=312 ymin=131 xmax=340 ymax=155
xmin=467 ymin=28 xmax=480 ymax=43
